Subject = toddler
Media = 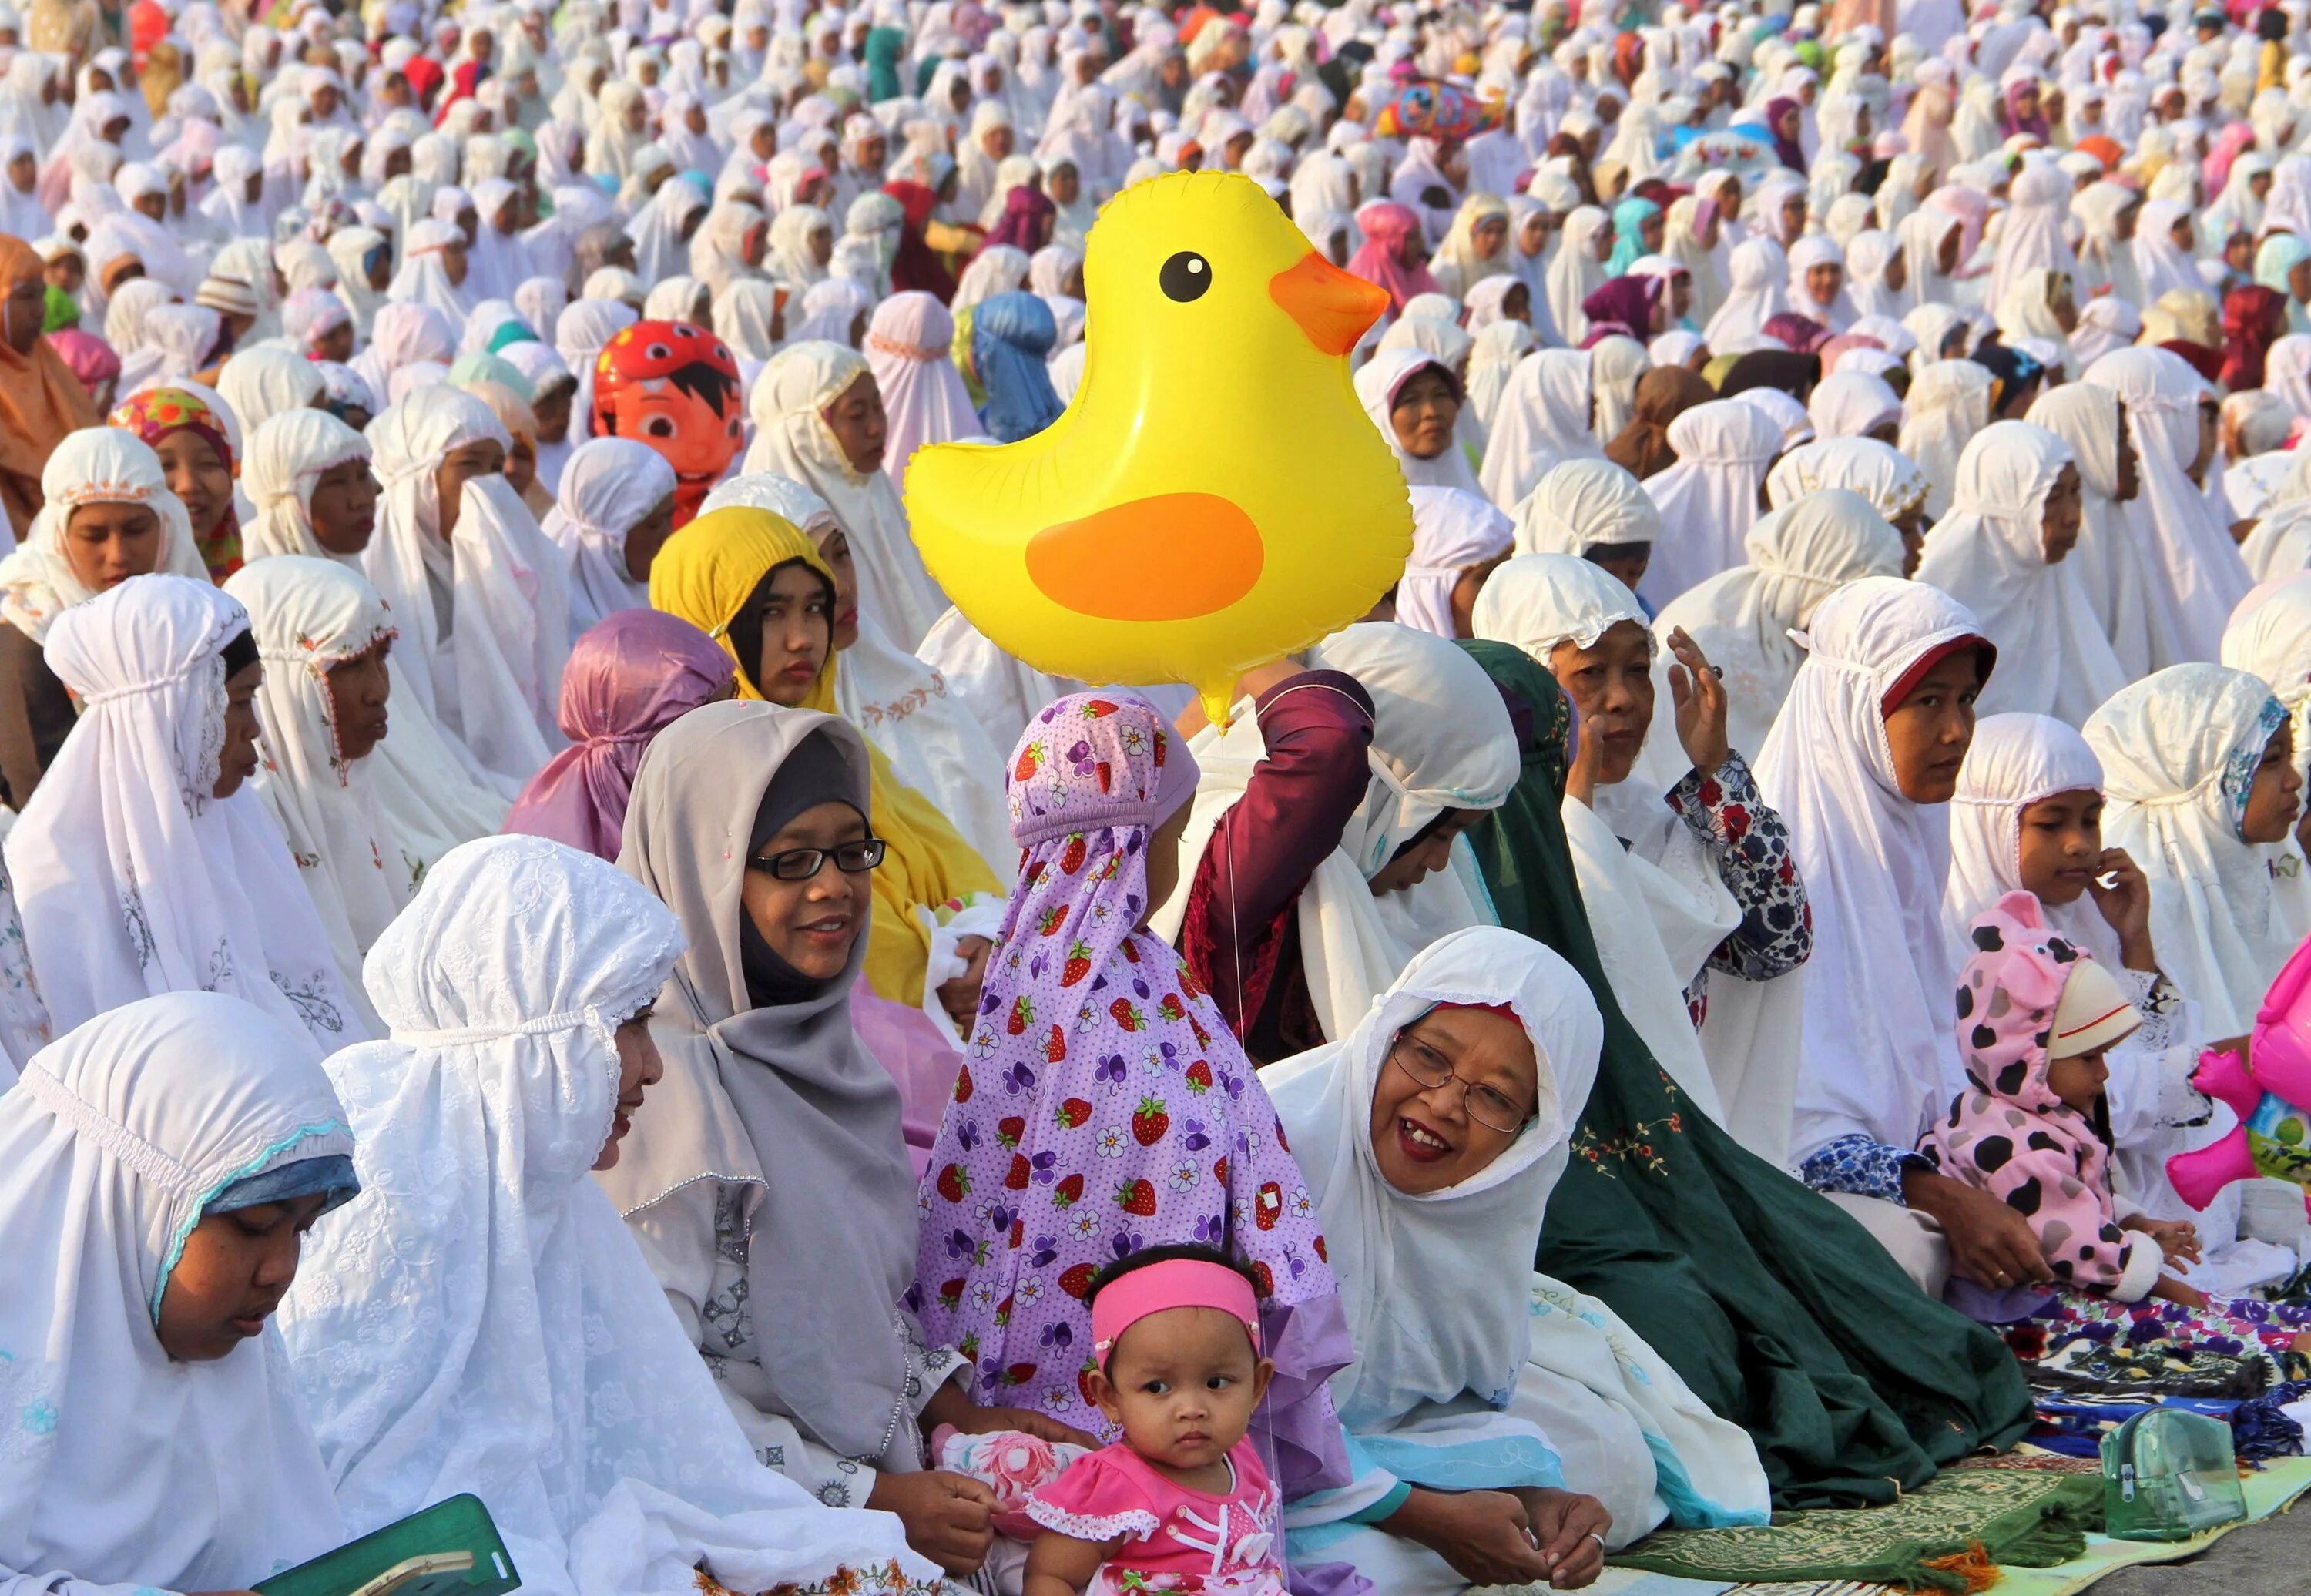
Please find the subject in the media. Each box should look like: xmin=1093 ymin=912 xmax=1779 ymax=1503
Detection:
xmin=1923 ymin=891 xmax=2311 ymax=1366
xmin=1022 ymin=1246 xmax=1288 ymax=1596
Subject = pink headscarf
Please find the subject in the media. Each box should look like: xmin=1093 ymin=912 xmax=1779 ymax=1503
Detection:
xmin=1924 ymin=185 xmax=1991 ymax=278
xmin=2205 ymin=120 xmax=2259 ymax=200
xmin=1347 ymin=201 xmax=1443 ymax=315
xmin=503 ymin=609 xmax=736 ymax=859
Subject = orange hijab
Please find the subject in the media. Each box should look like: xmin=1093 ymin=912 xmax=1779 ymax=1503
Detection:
xmin=0 ymin=236 xmax=99 ymax=539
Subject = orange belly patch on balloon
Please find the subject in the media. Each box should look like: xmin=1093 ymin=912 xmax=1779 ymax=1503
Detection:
xmin=1025 ymin=493 xmax=1265 ymax=621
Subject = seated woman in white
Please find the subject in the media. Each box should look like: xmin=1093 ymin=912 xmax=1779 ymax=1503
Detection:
xmin=6 ymin=573 xmax=360 ymax=1052
xmin=0 ymin=991 xmax=361 ymax=1596
xmin=277 ymin=834 xmax=940 ymax=1596
xmin=1273 ymin=927 xmax=1769 ymax=1594
xmin=1474 ymin=555 xmax=1813 ymax=1162
xmin=1653 ymin=488 xmax=1907 ymax=759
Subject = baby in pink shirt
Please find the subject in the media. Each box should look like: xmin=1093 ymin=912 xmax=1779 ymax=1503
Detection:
xmin=1021 ymin=1247 xmax=1288 ymax=1596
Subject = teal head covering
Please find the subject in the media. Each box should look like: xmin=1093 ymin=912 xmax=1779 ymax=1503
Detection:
xmin=1606 ymin=197 xmax=1661 ymax=276
xmin=2257 ymin=233 xmax=2311 ymax=330
xmin=865 ymin=26 xmax=907 ymax=102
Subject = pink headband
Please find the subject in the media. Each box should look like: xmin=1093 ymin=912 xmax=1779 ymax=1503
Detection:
xmin=1090 ymin=1259 xmax=1262 ymax=1365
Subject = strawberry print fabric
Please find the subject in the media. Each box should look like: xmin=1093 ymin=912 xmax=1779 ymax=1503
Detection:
xmin=907 ymin=692 xmax=1338 ymax=1438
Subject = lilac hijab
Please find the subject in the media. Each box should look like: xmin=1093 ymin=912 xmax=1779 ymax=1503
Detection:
xmin=908 ymin=692 xmax=1353 ymax=1477
xmin=503 ymin=610 xmax=735 ymax=858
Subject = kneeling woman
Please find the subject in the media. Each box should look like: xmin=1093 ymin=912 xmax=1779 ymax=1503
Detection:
xmin=1271 ymin=927 xmax=1769 ymax=1593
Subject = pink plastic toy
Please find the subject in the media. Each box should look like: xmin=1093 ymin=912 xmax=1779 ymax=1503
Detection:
xmin=2168 ymin=936 xmax=2311 ymax=1217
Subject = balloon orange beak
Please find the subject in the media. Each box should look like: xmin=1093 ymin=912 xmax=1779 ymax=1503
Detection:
xmin=1269 ymin=252 xmax=1390 ymax=356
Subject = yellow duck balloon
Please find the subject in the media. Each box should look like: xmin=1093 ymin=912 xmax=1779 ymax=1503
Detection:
xmin=904 ymin=170 xmax=1410 ymax=726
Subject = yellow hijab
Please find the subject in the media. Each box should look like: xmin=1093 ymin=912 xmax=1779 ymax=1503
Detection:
xmin=650 ymin=507 xmax=999 ymax=1006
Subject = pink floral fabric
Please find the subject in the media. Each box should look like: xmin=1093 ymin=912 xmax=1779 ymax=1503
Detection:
xmin=907 ymin=692 xmax=1339 ymax=1437
xmin=1921 ymin=890 xmax=2134 ymax=1290
xmin=1025 ymin=1437 xmax=1289 ymax=1595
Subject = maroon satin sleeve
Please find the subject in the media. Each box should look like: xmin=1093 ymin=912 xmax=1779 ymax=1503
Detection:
xmin=1176 ymin=671 xmax=1376 ymax=1042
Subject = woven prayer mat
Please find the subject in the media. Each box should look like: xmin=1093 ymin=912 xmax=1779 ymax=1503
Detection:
xmin=1605 ymin=1467 xmax=2103 ymax=1591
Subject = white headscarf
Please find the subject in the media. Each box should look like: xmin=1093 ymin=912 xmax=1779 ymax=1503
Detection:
xmin=1398 ymin=486 xmax=1512 ymax=638
xmin=1914 ymin=421 xmax=2126 ymax=726
xmin=2082 ymin=347 xmax=2252 ymax=666
xmin=1479 ymin=348 xmax=1602 ymax=511
xmin=1753 ymin=577 xmax=1989 ymax=1164
xmin=2130 ymin=197 xmax=2204 ymax=310
xmin=1588 ymin=334 xmax=1652 ymax=447
xmin=1263 ymin=926 xmax=1603 ymax=1430
xmin=1152 ymin=625 xmax=1518 ymax=1045
xmin=1702 ymin=236 xmax=1792 ymax=348
xmin=2084 ymin=665 xmax=2295 ymax=1040
xmin=220 ymin=557 xmax=408 ymax=1039
xmin=0 ymin=992 xmax=353 ymax=1593
xmin=1467 ymin=320 xmax=1536 ymax=433
xmin=5 ymin=575 xmax=361 ymax=1051
xmin=1356 ymin=348 xmax=1484 ymax=495
xmin=2026 ymin=381 xmax=2162 ymax=681
xmin=1763 ymin=435 xmax=1931 ymax=527
xmin=1940 ymin=713 xmax=2122 ymax=971
xmin=279 ymin=836 xmax=940 ymax=1594
xmin=1786 ymin=234 xmax=1859 ymax=331
xmin=864 ymin=290 xmax=978 ymax=488
xmin=740 ymin=340 xmax=949 ymax=651
xmin=364 ymin=385 xmax=570 ymax=783
xmin=1636 ymin=400 xmax=1784 ymax=607
xmin=1547 ymin=206 xmax=1611 ymax=344
xmin=0 ymin=428 xmax=212 ymax=643
xmin=1471 ymin=553 xmax=1739 ymax=1122
xmin=544 ymin=437 xmax=678 ymax=637
xmin=386 ymin=217 xmax=474 ymax=321
xmin=1984 ymin=158 xmax=2079 ymax=323
xmin=1511 ymin=458 xmax=1664 ymax=567
xmin=1806 ymin=370 xmax=1902 ymax=441
xmin=1655 ymin=488 xmax=1907 ymax=761
xmin=1896 ymin=358 xmax=1994 ymax=521
xmin=1845 ymin=228 xmax=1910 ymax=321
xmin=239 ymin=408 xmax=516 ymax=878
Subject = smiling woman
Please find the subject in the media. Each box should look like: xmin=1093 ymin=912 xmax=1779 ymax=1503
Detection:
xmin=0 ymin=428 xmax=213 ymax=806
xmin=649 ymin=505 xmax=1001 ymax=1015
xmin=1269 ymin=928 xmax=1715 ymax=1594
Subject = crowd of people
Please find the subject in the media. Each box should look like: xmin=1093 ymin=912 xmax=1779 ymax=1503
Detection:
xmin=15 ymin=0 xmax=2311 ymax=1591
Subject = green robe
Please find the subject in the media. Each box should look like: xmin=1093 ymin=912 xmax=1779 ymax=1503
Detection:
xmin=1455 ymin=639 xmax=2031 ymax=1508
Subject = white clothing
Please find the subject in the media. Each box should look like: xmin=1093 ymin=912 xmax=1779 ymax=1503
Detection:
xmin=7 ymin=575 xmax=361 ymax=1052
xmin=0 ymin=993 xmax=353 ymax=1596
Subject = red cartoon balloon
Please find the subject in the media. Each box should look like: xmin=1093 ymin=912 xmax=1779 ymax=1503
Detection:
xmin=592 ymin=319 xmax=745 ymax=527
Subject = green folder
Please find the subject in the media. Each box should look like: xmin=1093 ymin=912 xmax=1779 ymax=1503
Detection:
xmin=254 ymin=1494 xmax=521 ymax=1596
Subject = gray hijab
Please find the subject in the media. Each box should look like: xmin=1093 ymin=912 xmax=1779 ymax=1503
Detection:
xmin=600 ymin=699 xmax=918 ymax=1461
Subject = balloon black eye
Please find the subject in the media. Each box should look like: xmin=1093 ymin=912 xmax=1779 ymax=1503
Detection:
xmin=1160 ymin=251 xmax=1211 ymax=302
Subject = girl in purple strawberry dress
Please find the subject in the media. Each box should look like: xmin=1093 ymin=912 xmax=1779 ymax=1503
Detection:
xmin=909 ymin=691 xmax=1355 ymax=1504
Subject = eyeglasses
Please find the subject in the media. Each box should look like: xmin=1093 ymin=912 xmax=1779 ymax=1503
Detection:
xmin=745 ymin=838 xmax=887 ymax=881
xmin=1386 ymin=1030 xmax=1531 ymax=1135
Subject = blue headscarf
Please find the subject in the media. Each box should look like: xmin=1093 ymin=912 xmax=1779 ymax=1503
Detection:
xmin=2256 ymin=233 xmax=2311 ymax=333
xmin=1605 ymin=197 xmax=1660 ymax=277
xmin=972 ymin=291 xmax=1067 ymax=443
